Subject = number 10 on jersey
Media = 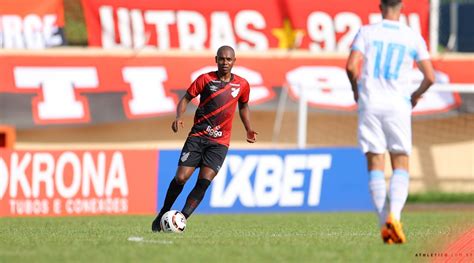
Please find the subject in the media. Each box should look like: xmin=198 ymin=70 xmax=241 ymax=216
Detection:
xmin=372 ymin=41 xmax=406 ymax=80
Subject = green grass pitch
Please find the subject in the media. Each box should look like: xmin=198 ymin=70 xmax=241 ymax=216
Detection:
xmin=1 ymin=211 xmax=472 ymax=262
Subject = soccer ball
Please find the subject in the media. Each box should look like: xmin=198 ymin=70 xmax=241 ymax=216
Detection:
xmin=160 ymin=210 xmax=187 ymax=233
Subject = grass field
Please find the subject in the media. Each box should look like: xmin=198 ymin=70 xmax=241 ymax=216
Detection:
xmin=1 ymin=211 xmax=472 ymax=262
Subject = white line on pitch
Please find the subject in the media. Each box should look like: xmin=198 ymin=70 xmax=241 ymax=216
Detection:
xmin=127 ymin=236 xmax=173 ymax=244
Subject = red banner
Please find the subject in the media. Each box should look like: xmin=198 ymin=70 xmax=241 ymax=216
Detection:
xmin=0 ymin=0 xmax=65 ymax=49
xmin=0 ymin=150 xmax=158 ymax=216
xmin=81 ymin=0 xmax=284 ymax=50
xmin=285 ymin=0 xmax=430 ymax=51
xmin=81 ymin=0 xmax=430 ymax=52
xmin=0 ymin=52 xmax=472 ymax=126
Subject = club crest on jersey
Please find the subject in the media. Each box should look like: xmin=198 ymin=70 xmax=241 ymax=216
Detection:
xmin=181 ymin=152 xmax=190 ymax=162
xmin=231 ymin=87 xmax=240 ymax=98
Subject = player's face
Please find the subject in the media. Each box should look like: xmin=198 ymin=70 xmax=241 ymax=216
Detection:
xmin=215 ymin=49 xmax=235 ymax=75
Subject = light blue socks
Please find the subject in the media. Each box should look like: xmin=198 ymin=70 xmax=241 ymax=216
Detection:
xmin=389 ymin=169 xmax=410 ymax=221
xmin=369 ymin=170 xmax=388 ymax=227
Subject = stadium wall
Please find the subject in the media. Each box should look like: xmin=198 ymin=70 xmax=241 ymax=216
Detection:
xmin=12 ymin=111 xmax=474 ymax=194
xmin=0 ymin=50 xmax=472 ymax=218
xmin=0 ymin=148 xmax=372 ymax=217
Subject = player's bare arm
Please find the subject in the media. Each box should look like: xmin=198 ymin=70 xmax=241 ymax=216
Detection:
xmin=411 ymin=59 xmax=435 ymax=107
xmin=346 ymin=50 xmax=363 ymax=102
xmin=238 ymin=101 xmax=258 ymax=143
xmin=172 ymin=94 xmax=192 ymax=133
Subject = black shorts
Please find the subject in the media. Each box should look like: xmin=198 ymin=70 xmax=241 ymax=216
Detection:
xmin=178 ymin=136 xmax=228 ymax=174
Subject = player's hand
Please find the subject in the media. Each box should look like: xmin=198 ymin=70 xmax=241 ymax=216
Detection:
xmin=246 ymin=130 xmax=258 ymax=143
xmin=411 ymin=94 xmax=421 ymax=108
xmin=353 ymin=91 xmax=359 ymax=103
xmin=171 ymin=118 xmax=184 ymax=133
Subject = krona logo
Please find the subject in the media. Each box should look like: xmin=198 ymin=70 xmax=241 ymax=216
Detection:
xmin=0 ymin=151 xmax=129 ymax=199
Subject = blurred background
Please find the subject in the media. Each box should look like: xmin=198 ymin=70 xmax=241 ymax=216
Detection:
xmin=0 ymin=0 xmax=472 ymax=217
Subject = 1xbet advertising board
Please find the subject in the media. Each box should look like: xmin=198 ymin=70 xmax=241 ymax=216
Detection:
xmin=157 ymin=148 xmax=372 ymax=213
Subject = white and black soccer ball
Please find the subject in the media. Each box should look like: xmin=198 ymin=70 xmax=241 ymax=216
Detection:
xmin=160 ymin=210 xmax=187 ymax=233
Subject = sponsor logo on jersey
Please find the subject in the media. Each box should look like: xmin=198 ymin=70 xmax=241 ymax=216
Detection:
xmin=206 ymin=125 xmax=223 ymax=138
xmin=209 ymin=85 xmax=218 ymax=92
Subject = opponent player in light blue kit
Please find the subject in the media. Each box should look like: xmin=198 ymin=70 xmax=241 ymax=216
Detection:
xmin=346 ymin=0 xmax=435 ymax=244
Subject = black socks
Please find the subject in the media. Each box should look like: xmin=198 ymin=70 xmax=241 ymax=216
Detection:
xmin=152 ymin=177 xmax=184 ymax=232
xmin=161 ymin=177 xmax=184 ymax=213
xmin=181 ymin=178 xmax=211 ymax=218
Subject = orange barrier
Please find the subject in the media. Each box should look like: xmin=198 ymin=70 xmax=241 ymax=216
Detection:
xmin=0 ymin=125 xmax=15 ymax=149
xmin=0 ymin=150 xmax=158 ymax=217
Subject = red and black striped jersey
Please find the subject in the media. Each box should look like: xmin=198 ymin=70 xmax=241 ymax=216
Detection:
xmin=186 ymin=71 xmax=250 ymax=146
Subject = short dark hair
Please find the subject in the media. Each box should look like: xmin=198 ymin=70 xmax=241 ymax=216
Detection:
xmin=381 ymin=0 xmax=402 ymax=7
xmin=216 ymin=45 xmax=235 ymax=57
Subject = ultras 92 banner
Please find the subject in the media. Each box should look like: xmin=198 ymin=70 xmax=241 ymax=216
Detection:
xmin=81 ymin=0 xmax=284 ymax=50
xmin=0 ymin=0 xmax=66 ymax=49
xmin=80 ymin=0 xmax=430 ymax=52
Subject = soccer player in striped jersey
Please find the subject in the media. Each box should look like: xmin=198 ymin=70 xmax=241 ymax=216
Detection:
xmin=346 ymin=0 xmax=435 ymax=244
xmin=152 ymin=45 xmax=258 ymax=232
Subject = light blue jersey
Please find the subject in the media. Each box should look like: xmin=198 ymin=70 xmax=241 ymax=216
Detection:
xmin=351 ymin=19 xmax=430 ymax=112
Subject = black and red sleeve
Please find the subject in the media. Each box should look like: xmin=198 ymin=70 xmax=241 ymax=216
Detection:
xmin=186 ymin=74 xmax=206 ymax=98
xmin=239 ymin=79 xmax=250 ymax=104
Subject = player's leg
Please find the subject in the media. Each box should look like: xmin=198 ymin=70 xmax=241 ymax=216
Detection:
xmin=181 ymin=167 xmax=216 ymax=218
xmin=359 ymin=110 xmax=392 ymax=243
xmin=181 ymin=141 xmax=228 ymax=219
xmin=152 ymin=137 xmax=202 ymax=232
xmin=152 ymin=166 xmax=196 ymax=232
xmin=359 ymin=111 xmax=389 ymax=227
xmin=385 ymin=153 xmax=408 ymax=243
xmin=385 ymin=109 xmax=411 ymax=243
xmin=389 ymin=153 xmax=409 ymax=222
xmin=366 ymin=152 xmax=389 ymax=227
